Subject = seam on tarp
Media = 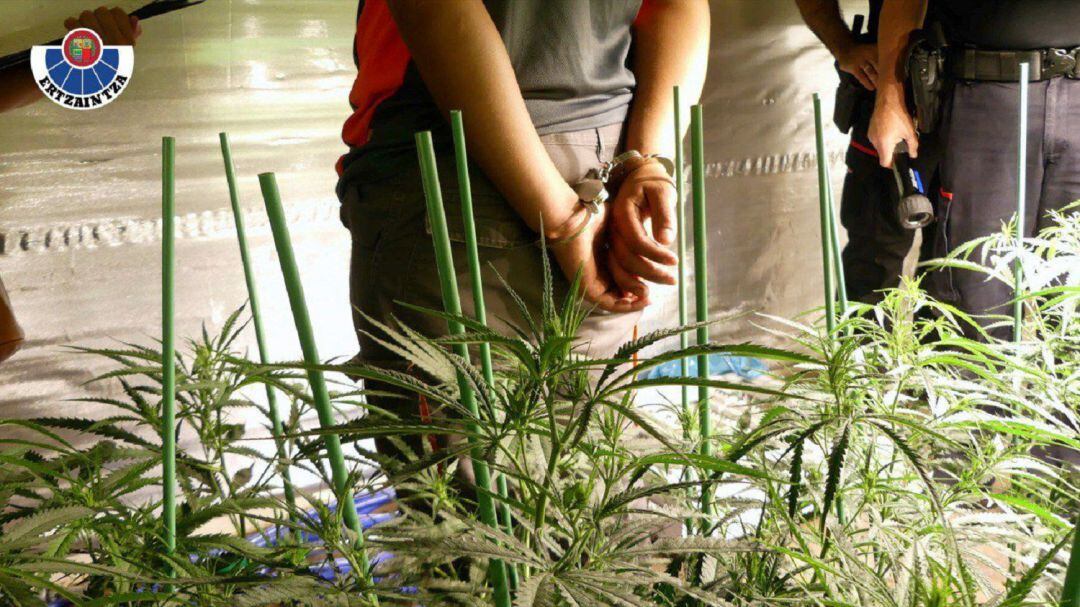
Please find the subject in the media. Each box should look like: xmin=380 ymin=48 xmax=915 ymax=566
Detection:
xmin=0 ymin=201 xmax=340 ymax=257
xmin=1 ymin=149 xmax=845 ymax=257
xmin=697 ymin=149 xmax=845 ymax=178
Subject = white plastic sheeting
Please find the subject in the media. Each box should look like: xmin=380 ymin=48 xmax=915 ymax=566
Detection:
xmin=0 ymin=1 xmax=857 ymax=419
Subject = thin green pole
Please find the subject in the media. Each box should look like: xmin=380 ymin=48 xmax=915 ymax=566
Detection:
xmin=825 ymin=176 xmax=848 ymax=315
xmin=813 ymin=94 xmax=837 ymax=334
xmin=218 ymin=133 xmax=298 ymax=520
xmin=674 ymin=87 xmax=690 ymax=434
xmin=1014 ymin=62 xmax=1029 ymax=343
xmin=161 ymin=136 xmax=177 ymax=557
xmin=1063 ymin=516 xmax=1080 ymax=607
xmin=258 ymin=173 xmax=377 ymax=604
xmin=690 ymin=105 xmax=712 ymax=523
xmin=448 ymin=111 xmax=519 ymax=592
xmin=415 ymin=130 xmax=512 ymax=607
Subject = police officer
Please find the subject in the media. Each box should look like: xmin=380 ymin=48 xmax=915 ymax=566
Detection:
xmin=797 ymin=0 xmax=938 ymax=304
xmin=871 ymin=0 xmax=1080 ymax=339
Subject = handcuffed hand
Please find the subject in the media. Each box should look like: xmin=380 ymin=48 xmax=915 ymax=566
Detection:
xmin=604 ymin=160 xmax=679 ymax=303
xmin=549 ymin=202 xmax=649 ymax=314
xmin=64 ymin=6 xmax=142 ymax=46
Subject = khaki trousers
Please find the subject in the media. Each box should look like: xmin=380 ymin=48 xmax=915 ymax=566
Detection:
xmin=339 ymin=123 xmax=641 ymax=473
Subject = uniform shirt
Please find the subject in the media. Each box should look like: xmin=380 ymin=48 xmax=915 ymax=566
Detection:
xmin=337 ymin=0 xmax=641 ymax=182
xmin=934 ymin=0 xmax=1080 ymax=50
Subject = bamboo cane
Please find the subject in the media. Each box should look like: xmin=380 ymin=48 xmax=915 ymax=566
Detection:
xmin=415 ymin=130 xmax=512 ymax=607
xmin=161 ymin=136 xmax=177 ymax=557
xmin=448 ymin=111 xmax=519 ymax=592
xmin=218 ymin=133 xmax=298 ymax=520
xmin=257 ymin=173 xmax=377 ymax=603
xmin=690 ymin=105 xmax=712 ymax=523
xmin=674 ymin=87 xmax=690 ymax=434
xmin=813 ymin=94 xmax=837 ymax=334
xmin=1014 ymin=62 xmax=1029 ymax=343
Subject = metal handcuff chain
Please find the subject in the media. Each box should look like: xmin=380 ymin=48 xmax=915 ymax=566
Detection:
xmin=546 ymin=152 xmax=676 ymax=248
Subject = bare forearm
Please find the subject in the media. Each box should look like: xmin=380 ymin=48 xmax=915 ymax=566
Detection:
xmin=0 ymin=65 xmax=42 ymax=113
xmin=624 ymin=0 xmax=710 ymax=158
xmin=386 ymin=0 xmax=577 ymax=236
xmin=795 ymin=0 xmax=856 ymax=59
xmin=876 ymin=0 xmax=927 ymax=104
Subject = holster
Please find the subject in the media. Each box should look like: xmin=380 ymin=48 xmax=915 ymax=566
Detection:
xmin=833 ymin=70 xmax=866 ymax=134
xmin=833 ymin=21 xmax=874 ymax=134
xmin=905 ymin=23 xmax=948 ymax=135
xmin=0 ymin=274 xmax=24 ymax=364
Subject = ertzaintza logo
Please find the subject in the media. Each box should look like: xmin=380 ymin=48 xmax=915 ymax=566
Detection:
xmin=30 ymin=28 xmax=134 ymax=110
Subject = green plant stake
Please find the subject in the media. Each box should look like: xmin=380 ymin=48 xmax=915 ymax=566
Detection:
xmin=449 ymin=110 xmax=519 ymax=592
xmin=415 ymin=130 xmax=512 ymax=607
xmin=690 ymin=105 xmax=712 ymax=522
xmin=826 ymin=176 xmax=848 ymax=316
xmin=161 ymin=136 xmax=177 ymax=557
xmin=675 ymin=87 xmax=690 ymax=433
xmin=1014 ymin=62 xmax=1029 ymax=343
xmin=258 ymin=173 xmax=377 ymax=604
xmin=1063 ymin=516 xmax=1080 ymax=607
xmin=813 ymin=94 xmax=837 ymax=334
xmin=218 ymin=133 xmax=298 ymax=521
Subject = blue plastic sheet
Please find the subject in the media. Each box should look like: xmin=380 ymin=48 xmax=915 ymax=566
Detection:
xmin=638 ymin=353 xmax=766 ymax=381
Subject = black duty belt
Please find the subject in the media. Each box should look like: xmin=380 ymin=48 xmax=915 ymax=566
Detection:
xmin=948 ymin=47 xmax=1080 ymax=82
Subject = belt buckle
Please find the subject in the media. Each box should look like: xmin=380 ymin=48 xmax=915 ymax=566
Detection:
xmin=1070 ymin=48 xmax=1080 ymax=78
xmin=1045 ymin=48 xmax=1078 ymax=79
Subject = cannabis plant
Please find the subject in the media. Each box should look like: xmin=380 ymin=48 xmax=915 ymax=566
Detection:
xmin=2 ymin=208 xmax=1078 ymax=607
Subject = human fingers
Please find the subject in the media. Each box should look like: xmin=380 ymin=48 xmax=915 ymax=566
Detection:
xmin=110 ymin=7 xmax=137 ymax=45
xmin=77 ymin=10 xmax=104 ymax=35
xmin=611 ymin=194 xmax=678 ymax=266
xmin=610 ymin=236 xmax=676 ymax=285
xmin=642 ymin=179 xmax=676 ymax=246
xmin=863 ymin=63 xmax=878 ymax=88
xmin=606 ymin=247 xmax=649 ymax=299
xmin=94 ymin=6 xmax=124 ymax=45
xmin=853 ymin=68 xmax=875 ymax=92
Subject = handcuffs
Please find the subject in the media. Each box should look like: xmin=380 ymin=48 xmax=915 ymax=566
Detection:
xmin=546 ymin=150 xmax=676 ymax=247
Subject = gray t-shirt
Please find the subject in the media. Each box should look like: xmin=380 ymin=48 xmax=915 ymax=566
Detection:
xmin=339 ymin=0 xmax=641 ymax=185
xmin=483 ymin=0 xmax=640 ymax=133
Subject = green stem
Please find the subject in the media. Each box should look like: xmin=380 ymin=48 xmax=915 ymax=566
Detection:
xmin=690 ymin=105 xmax=712 ymax=524
xmin=1063 ymin=514 xmax=1080 ymax=607
xmin=449 ymin=111 xmax=520 ymax=592
xmin=674 ymin=87 xmax=690 ymax=434
xmin=218 ymin=133 xmax=299 ymax=527
xmin=1014 ymin=62 xmax=1029 ymax=343
xmin=415 ymin=131 xmax=512 ymax=607
xmin=257 ymin=173 xmax=377 ymax=605
xmin=161 ymin=136 xmax=177 ymax=558
xmin=813 ymin=94 xmax=837 ymax=335
xmin=825 ymin=174 xmax=848 ymax=316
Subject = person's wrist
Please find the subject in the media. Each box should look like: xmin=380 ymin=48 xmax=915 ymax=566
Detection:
xmin=545 ymin=181 xmax=605 ymax=243
xmin=608 ymin=156 xmax=674 ymax=195
xmin=832 ymin=35 xmax=858 ymax=65
xmin=875 ymin=80 xmax=906 ymax=106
